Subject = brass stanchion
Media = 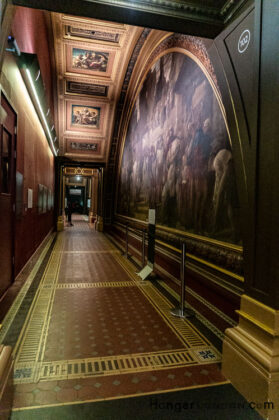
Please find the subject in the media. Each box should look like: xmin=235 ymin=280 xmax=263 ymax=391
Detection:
xmin=171 ymin=242 xmax=195 ymax=318
xmin=125 ymin=225 xmax=129 ymax=258
xmin=142 ymin=230 xmax=145 ymax=268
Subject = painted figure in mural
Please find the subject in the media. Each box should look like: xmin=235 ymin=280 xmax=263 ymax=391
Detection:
xmin=72 ymin=49 xmax=109 ymax=72
xmin=161 ymin=128 xmax=182 ymax=226
xmin=154 ymin=136 xmax=164 ymax=205
xmin=73 ymin=53 xmax=84 ymax=68
xmin=72 ymin=107 xmax=99 ymax=126
xmin=211 ymin=146 xmax=239 ymax=241
xmin=187 ymin=118 xmax=212 ymax=233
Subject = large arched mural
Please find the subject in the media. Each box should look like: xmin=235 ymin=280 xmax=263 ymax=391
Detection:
xmin=117 ymin=51 xmax=241 ymax=245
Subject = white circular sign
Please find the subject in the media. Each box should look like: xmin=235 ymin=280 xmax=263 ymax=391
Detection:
xmin=238 ymin=29 xmax=250 ymax=53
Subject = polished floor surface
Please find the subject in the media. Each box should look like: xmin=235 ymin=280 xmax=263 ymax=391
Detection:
xmin=0 ymin=216 xmax=228 ymax=414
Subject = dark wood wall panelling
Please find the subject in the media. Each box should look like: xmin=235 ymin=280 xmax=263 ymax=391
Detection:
xmin=212 ymin=0 xmax=279 ymax=309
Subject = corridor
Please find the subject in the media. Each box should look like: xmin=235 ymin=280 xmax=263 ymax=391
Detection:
xmin=0 ymin=2 xmax=278 ymax=418
xmin=0 ymin=216 xmax=228 ymax=415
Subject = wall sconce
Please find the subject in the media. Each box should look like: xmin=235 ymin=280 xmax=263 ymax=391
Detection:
xmin=6 ymin=36 xmax=21 ymax=56
xmin=17 ymin=51 xmax=59 ymax=156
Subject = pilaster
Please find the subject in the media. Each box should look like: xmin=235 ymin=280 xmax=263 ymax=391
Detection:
xmin=223 ymin=295 xmax=279 ymax=419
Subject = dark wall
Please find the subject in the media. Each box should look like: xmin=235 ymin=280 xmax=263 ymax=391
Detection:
xmin=11 ymin=6 xmax=54 ymax=116
xmin=1 ymin=7 xmax=55 ymax=278
xmin=212 ymin=0 xmax=279 ymax=308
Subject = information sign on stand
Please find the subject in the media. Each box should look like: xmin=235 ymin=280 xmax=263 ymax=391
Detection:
xmin=137 ymin=209 xmax=156 ymax=280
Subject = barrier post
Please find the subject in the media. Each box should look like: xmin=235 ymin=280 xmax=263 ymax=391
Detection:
xmin=171 ymin=242 xmax=194 ymax=318
xmin=142 ymin=230 xmax=145 ymax=268
xmin=125 ymin=225 xmax=129 ymax=258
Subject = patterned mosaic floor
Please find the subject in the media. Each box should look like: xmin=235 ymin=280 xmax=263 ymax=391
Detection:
xmin=0 ymin=216 xmax=227 ymax=411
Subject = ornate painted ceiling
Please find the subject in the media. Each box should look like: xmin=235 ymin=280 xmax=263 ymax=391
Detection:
xmin=51 ymin=13 xmax=143 ymax=162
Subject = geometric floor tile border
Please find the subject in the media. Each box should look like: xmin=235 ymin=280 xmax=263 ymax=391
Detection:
xmin=55 ymin=281 xmax=135 ymax=289
xmin=11 ymin=228 xmax=221 ymax=388
xmin=0 ymin=233 xmax=56 ymax=344
xmin=14 ymin=346 xmax=220 ymax=384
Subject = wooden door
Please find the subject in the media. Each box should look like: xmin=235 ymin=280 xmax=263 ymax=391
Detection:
xmin=0 ymin=94 xmax=16 ymax=297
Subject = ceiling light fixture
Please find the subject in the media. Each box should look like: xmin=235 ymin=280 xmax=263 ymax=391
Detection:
xmin=17 ymin=51 xmax=59 ymax=157
xmin=25 ymin=69 xmax=57 ymax=156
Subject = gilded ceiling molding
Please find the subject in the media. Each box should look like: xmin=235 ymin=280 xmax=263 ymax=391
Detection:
xmin=107 ymin=27 xmax=151 ymax=167
xmin=145 ymin=34 xmax=219 ymax=91
xmin=51 ymin=12 xmax=141 ymax=161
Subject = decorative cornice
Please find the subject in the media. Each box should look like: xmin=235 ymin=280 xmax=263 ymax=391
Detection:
xmin=114 ymin=215 xmax=244 ymax=276
xmin=13 ymin=0 xmax=250 ymax=36
xmin=104 ymin=28 xmax=151 ymax=221
xmin=145 ymin=33 xmax=219 ymax=93
xmin=107 ymin=28 xmax=151 ymax=167
xmin=88 ymin=0 xmax=221 ymax=21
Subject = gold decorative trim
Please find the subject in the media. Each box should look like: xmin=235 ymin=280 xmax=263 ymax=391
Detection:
xmin=13 ymin=235 xmax=64 ymax=364
xmin=115 ymin=214 xmax=242 ymax=253
xmin=113 ymin=222 xmax=243 ymax=282
xmin=15 ymin=349 xmax=196 ymax=384
xmin=242 ymin=295 xmax=278 ymax=315
xmin=63 ymin=167 xmax=97 ymax=176
xmin=62 ymin=250 xmax=119 ymax=254
xmin=236 ymin=310 xmax=276 ymax=336
xmin=157 ymin=225 xmax=242 ymax=252
xmin=56 ymin=281 xmax=135 ymax=289
xmin=155 ymin=239 xmax=244 ymax=282
xmin=0 ymin=234 xmax=56 ymax=344
xmin=188 ymin=253 xmax=243 ymax=282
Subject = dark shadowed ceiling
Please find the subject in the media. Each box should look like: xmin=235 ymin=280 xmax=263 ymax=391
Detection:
xmin=13 ymin=0 xmax=249 ymax=38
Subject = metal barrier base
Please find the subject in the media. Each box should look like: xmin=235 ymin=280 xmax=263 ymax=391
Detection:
xmin=171 ymin=307 xmax=195 ymax=318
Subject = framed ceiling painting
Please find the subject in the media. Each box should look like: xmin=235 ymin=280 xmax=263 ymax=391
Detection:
xmin=66 ymin=45 xmax=116 ymax=77
xmin=64 ymin=25 xmax=121 ymax=44
xmin=66 ymin=101 xmax=107 ymax=135
xmin=66 ymin=139 xmax=102 ymax=154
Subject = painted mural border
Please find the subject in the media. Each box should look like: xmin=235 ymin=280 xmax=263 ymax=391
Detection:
xmin=115 ymin=213 xmax=242 ymax=253
xmin=113 ymin=215 xmax=243 ymax=281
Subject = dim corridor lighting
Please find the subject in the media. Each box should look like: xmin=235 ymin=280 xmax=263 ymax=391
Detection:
xmin=17 ymin=51 xmax=59 ymax=157
xmin=26 ymin=69 xmax=57 ymax=156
